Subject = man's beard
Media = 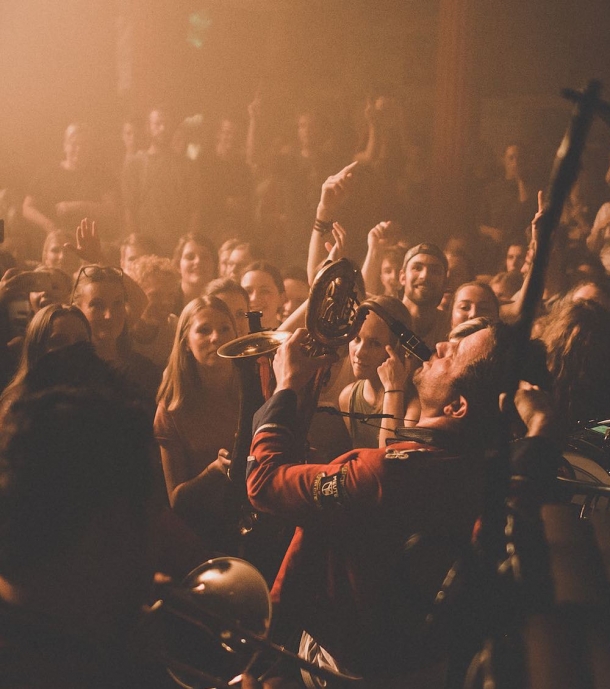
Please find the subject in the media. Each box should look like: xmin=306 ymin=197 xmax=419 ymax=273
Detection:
xmin=406 ymin=284 xmax=440 ymax=307
xmin=412 ymin=364 xmax=424 ymax=388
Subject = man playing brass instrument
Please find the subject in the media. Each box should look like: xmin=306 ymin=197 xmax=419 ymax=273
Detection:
xmin=247 ymin=320 xmax=562 ymax=687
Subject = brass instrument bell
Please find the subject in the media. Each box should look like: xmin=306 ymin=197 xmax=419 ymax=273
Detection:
xmin=217 ymin=330 xmax=291 ymax=360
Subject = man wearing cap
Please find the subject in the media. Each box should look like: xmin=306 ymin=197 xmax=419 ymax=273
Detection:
xmin=399 ymin=243 xmax=450 ymax=348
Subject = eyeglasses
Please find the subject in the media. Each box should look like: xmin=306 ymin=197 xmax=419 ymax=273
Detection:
xmin=70 ymin=265 xmax=125 ymax=304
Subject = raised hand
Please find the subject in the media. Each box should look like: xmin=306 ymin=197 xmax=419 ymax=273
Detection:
xmin=317 ymin=161 xmax=359 ymax=222
xmin=325 ymin=222 xmax=347 ymax=261
xmin=248 ymin=92 xmax=262 ymax=120
xmin=367 ymin=221 xmax=396 ymax=251
xmin=64 ymin=218 xmax=102 ymax=264
xmin=364 ymin=97 xmax=381 ymax=125
xmin=0 ymin=268 xmax=26 ymax=305
xmin=530 ymin=190 xmax=545 ymax=246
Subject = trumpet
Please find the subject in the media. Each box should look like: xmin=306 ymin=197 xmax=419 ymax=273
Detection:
xmin=217 ymin=329 xmax=291 ymax=498
xmin=217 ymin=259 xmax=365 ymax=493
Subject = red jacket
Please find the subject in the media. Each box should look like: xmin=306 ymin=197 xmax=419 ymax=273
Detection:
xmin=247 ymin=390 xmax=486 ymax=675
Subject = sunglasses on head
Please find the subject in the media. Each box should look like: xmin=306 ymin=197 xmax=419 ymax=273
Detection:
xmin=70 ymin=265 xmax=125 ymax=304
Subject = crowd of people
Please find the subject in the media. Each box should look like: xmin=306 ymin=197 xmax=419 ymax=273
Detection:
xmin=1 ymin=96 xmax=610 ymax=688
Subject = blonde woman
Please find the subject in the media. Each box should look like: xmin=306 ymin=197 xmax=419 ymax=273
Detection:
xmin=154 ymin=295 xmax=240 ymax=551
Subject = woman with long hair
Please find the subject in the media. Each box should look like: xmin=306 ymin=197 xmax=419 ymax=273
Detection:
xmin=0 ymin=301 xmax=209 ymax=579
xmin=155 ymin=295 xmax=240 ymax=551
xmin=538 ymin=298 xmax=610 ymax=442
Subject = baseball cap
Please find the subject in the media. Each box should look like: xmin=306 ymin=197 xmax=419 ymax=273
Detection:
xmin=402 ymin=243 xmax=448 ymax=273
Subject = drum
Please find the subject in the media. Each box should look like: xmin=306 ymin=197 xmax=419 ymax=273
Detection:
xmin=563 ymin=421 xmax=610 ymax=516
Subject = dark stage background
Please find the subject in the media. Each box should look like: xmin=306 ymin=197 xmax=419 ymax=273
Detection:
xmin=1 ymin=0 xmax=610 ymax=223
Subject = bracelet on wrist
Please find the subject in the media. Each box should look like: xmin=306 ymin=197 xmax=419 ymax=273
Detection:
xmin=313 ymin=218 xmax=334 ymax=234
xmin=384 ymin=389 xmax=404 ymax=395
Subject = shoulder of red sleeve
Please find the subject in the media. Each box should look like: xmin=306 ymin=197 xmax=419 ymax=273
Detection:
xmin=382 ymin=442 xmax=447 ymax=461
xmin=253 ymin=422 xmax=294 ymax=439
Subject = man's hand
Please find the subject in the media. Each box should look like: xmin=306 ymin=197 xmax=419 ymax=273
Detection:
xmin=364 ymin=97 xmax=382 ymax=126
xmin=479 ymin=224 xmax=503 ymax=244
xmin=500 ymin=381 xmax=555 ymax=439
xmin=0 ymin=269 xmax=50 ymax=305
xmin=64 ymin=217 xmax=102 ymax=264
xmin=273 ymin=328 xmax=336 ymax=394
xmin=316 ymin=162 xmax=359 ymax=222
xmin=367 ymin=221 xmax=396 ymax=251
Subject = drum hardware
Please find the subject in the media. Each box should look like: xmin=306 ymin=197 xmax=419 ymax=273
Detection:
xmin=566 ymin=421 xmax=610 ymax=472
xmin=557 ymin=470 xmax=610 ymax=519
xmin=562 ymin=420 xmax=610 ymax=518
xmin=556 ymin=476 xmax=610 ymax=497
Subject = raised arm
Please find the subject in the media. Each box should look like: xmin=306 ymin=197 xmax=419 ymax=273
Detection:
xmin=66 ymin=218 xmax=148 ymax=324
xmin=376 ymin=345 xmax=423 ymax=447
xmin=505 ymin=381 xmax=562 ymax=496
xmin=586 ymin=201 xmax=610 ymax=254
xmin=361 ymin=221 xmax=396 ymax=296
xmin=245 ymin=92 xmax=262 ymax=173
xmin=354 ymin=98 xmax=381 ymax=164
xmin=307 ymin=161 xmax=358 ymax=284
xmin=500 ymin=191 xmax=543 ymax=324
